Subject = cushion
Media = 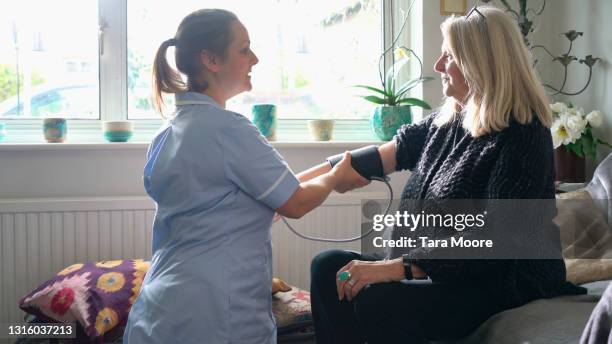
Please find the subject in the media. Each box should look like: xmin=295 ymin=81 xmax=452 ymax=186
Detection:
xmin=585 ymin=152 xmax=612 ymax=224
xmin=19 ymin=261 xmax=313 ymax=341
xmin=555 ymin=189 xmax=612 ymax=285
xmin=566 ymin=259 xmax=612 ymax=286
xmin=19 ymin=259 xmax=149 ymax=342
xmin=272 ymin=286 xmax=313 ymax=334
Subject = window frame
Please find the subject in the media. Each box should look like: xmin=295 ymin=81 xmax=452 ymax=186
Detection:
xmin=1 ymin=0 xmax=413 ymax=143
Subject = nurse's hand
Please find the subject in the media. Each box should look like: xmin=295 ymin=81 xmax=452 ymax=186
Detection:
xmin=331 ymin=152 xmax=370 ymax=193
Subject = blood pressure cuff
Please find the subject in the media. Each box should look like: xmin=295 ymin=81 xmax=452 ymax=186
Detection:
xmin=326 ymin=145 xmax=384 ymax=180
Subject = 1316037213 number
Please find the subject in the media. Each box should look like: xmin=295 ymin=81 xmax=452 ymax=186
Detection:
xmin=1 ymin=323 xmax=76 ymax=339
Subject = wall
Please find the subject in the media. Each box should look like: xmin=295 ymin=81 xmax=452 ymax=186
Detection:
xmin=0 ymin=144 xmax=408 ymax=199
xmin=538 ymin=0 xmax=612 ymax=173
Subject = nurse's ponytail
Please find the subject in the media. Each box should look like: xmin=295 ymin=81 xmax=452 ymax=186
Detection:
xmin=152 ymin=9 xmax=238 ymax=115
xmin=152 ymin=38 xmax=184 ymax=114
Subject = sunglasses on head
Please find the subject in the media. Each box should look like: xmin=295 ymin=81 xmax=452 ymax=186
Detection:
xmin=466 ymin=6 xmax=486 ymax=20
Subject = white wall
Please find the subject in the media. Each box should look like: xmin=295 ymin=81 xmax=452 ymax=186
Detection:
xmin=420 ymin=0 xmax=446 ymax=109
xmin=0 ymin=144 xmax=409 ymax=199
xmin=538 ymin=0 xmax=612 ymax=173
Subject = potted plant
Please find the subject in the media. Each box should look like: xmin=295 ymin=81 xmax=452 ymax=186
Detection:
xmin=354 ymin=3 xmax=433 ymax=141
xmin=356 ymin=46 xmax=432 ymax=141
xmin=550 ymin=102 xmax=611 ymax=182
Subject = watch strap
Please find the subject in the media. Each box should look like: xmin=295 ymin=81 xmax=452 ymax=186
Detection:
xmin=402 ymin=254 xmax=413 ymax=280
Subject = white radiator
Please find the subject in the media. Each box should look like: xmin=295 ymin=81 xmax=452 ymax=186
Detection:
xmin=0 ymin=193 xmax=382 ymax=323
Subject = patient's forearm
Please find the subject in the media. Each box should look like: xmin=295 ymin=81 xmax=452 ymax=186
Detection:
xmin=379 ymin=140 xmax=397 ymax=175
xmin=296 ymin=162 xmax=332 ymax=182
xmin=297 ymin=142 xmax=397 ymax=183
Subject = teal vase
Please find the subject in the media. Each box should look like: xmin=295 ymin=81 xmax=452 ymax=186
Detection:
xmin=370 ymin=106 xmax=412 ymax=141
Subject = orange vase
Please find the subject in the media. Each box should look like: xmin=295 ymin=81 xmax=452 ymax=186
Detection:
xmin=554 ymin=146 xmax=586 ymax=182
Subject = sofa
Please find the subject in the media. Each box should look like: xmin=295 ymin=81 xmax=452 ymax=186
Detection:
xmin=447 ymin=152 xmax=612 ymax=344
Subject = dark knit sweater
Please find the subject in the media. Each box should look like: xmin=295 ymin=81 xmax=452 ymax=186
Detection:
xmin=394 ymin=112 xmax=586 ymax=308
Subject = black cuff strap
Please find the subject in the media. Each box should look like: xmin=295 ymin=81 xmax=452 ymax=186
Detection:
xmin=326 ymin=145 xmax=385 ymax=180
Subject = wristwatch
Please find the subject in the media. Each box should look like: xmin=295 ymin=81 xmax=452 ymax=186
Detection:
xmin=401 ymin=254 xmax=413 ymax=280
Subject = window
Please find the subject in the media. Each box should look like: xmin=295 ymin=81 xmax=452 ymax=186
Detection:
xmin=0 ymin=0 xmax=415 ymax=142
xmin=127 ymin=0 xmax=383 ymax=119
xmin=0 ymin=0 xmax=99 ymax=119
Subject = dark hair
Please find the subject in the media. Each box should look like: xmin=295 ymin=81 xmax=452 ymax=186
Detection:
xmin=152 ymin=9 xmax=238 ymax=114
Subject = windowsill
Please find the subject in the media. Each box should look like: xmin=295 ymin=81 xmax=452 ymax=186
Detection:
xmin=0 ymin=117 xmax=389 ymax=149
xmin=0 ymin=140 xmax=385 ymax=151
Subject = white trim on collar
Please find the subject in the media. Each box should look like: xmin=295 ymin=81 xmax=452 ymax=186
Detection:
xmin=175 ymin=100 xmax=216 ymax=106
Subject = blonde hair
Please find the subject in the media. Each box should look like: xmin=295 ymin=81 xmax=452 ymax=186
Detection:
xmin=434 ymin=6 xmax=552 ymax=136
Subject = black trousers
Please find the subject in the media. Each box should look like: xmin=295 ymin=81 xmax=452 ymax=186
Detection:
xmin=310 ymin=250 xmax=506 ymax=344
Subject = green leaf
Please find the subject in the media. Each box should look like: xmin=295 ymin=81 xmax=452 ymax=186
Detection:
xmin=596 ymin=138 xmax=612 ymax=149
xmin=362 ymin=95 xmax=388 ymax=105
xmin=396 ymin=97 xmax=432 ymax=109
xmin=395 ymin=77 xmax=434 ymax=98
xmin=385 ymin=68 xmax=394 ymax=96
xmin=565 ymin=140 xmax=584 ymax=158
xmin=581 ymin=134 xmax=597 ymax=161
xmin=353 ymin=85 xmax=387 ymax=96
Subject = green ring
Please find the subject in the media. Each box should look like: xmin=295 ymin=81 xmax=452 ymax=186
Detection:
xmin=339 ymin=271 xmax=350 ymax=282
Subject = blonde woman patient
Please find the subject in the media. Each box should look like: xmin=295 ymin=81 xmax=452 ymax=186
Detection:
xmin=308 ymin=6 xmax=587 ymax=343
xmin=123 ymin=8 xmax=367 ymax=344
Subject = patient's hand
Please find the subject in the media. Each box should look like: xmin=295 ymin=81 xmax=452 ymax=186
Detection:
xmin=335 ymin=259 xmax=404 ymax=301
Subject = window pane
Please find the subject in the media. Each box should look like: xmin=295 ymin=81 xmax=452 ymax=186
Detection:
xmin=0 ymin=1 xmax=99 ymax=119
xmin=128 ymin=0 xmax=382 ymax=119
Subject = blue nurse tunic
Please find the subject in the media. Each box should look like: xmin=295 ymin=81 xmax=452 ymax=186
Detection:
xmin=123 ymin=91 xmax=299 ymax=344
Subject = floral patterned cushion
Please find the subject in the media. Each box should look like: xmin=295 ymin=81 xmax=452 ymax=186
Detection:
xmin=19 ymin=260 xmax=313 ymax=341
xmin=272 ymin=286 xmax=313 ymax=333
xmin=19 ymin=259 xmax=149 ymax=341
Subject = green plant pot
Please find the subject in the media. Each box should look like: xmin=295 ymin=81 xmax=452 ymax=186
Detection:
xmin=370 ymin=105 xmax=412 ymax=141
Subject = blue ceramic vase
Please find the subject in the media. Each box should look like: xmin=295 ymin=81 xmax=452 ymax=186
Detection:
xmin=251 ymin=104 xmax=277 ymax=141
xmin=43 ymin=118 xmax=67 ymax=143
xmin=370 ymin=105 xmax=412 ymax=141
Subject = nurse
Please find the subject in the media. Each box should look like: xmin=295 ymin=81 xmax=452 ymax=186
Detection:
xmin=123 ymin=8 xmax=367 ymax=344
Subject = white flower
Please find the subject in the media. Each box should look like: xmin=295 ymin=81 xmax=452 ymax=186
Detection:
xmin=551 ymin=119 xmax=569 ymax=148
xmin=393 ymin=47 xmax=408 ymax=62
xmin=566 ymin=113 xmax=587 ymax=136
xmin=394 ymin=47 xmax=409 ymax=61
xmin=566 ymin=107 xmax=584 ymax=118
xmin=550 ymin=102 xmax=568 ymax=114
xmin=586 ymin=110 xmax=603 ymax=127
xmin=551 ymin=113 xmax=584 ymax=148
xmin=389 ymin=49 xmax=411 ymax=84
